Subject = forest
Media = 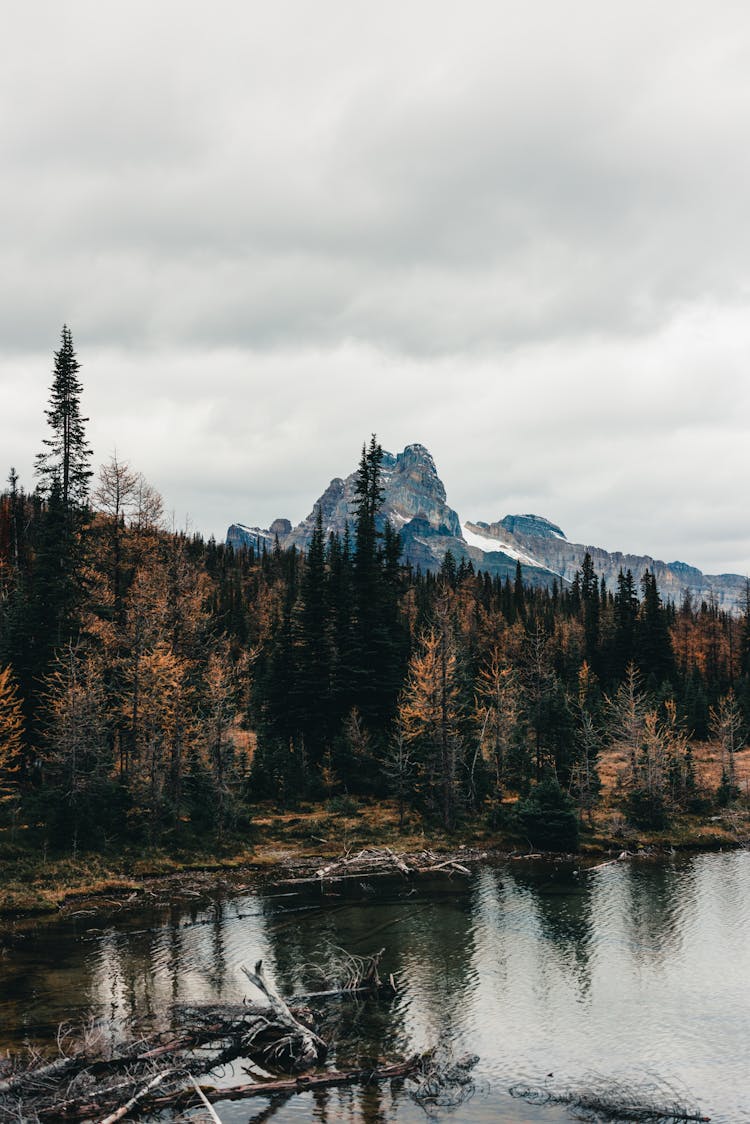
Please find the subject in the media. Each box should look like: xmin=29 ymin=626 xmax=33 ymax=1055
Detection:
xmin=1 ymin=328 xmax=749 ymax=859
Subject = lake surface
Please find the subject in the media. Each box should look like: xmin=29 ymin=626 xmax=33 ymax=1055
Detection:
xmin=1 ymin=851 xmax=749 ymax=1122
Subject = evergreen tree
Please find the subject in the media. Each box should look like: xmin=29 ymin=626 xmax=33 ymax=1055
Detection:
xmin=35 ymin=326 xmax=92 ymax=518
xmin=638 ymin=570 xmax=675 ymax=687
xmin=517 ymin=771 xmax=579 ymax=851
xmin=513 ymin=561 xmax=526 ymax=620
xmin=292 ymin=505 xmax=332 ymax=764
xmin=612 ymin=569 xmax=639 ymax=680
xmin=350 ymin=436 xmax=404 ymax=728
xmin=580 ymin=551 xmax=600 ymax=671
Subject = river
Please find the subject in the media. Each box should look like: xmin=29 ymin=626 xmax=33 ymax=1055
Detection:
xmin=1 ymin=850 xmax=748 ymax=1122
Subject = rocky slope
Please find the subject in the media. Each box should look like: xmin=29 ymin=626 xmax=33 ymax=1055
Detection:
xmin=227 ymin=445 xmax=747 ymax=609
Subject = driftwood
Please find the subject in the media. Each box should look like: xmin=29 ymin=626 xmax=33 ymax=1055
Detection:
xmin=188 ymin=1074 xmax=224 ymax=1123
xmin=239 ymin=959 xmax=327 ymax=1067
xmin=98 ymin=1069 xmax=174 ymax=1124
xmin=0 ymin=951 xmax=402 ymax=1123
xmin=150 ymin=1056 xmax=421 ymax=1108
xmin=274 ymin=846 xmax=481 ymax=888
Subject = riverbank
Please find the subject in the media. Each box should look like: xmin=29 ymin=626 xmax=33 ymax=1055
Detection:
xmin=1 ymin=796 xmax=748 ymax=923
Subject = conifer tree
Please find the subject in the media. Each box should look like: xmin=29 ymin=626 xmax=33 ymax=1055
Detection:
xmin=35 ymin=326 xmax=92 ymax=518
xmin=350 ymin=436 xmax=403 ymax=728
xmin=292 ymin=505 xmax=331 ymax=763
xmin=580 ymin=551 xmax=600 ymax=670
xmin=612 ymin=569 xmax=639 ymax=679
xmin=0 ymin=665 xmax=24 ymax=810
xmin=23 ymin=328 xmax=94 ymax=707
xmin=638 ymin=570 xmax=675 ymax=687
xmin=398 ymin=601 xmax=463 ymax=828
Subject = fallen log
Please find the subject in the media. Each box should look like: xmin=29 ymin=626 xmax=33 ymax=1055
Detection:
xmin=1 ymin=954 xmax=404 ymax=1122
xmin=0 ymin=1054 xmax=79 ymax=1095
xmin=151 ymin=1056 xmax=421 ymax=1109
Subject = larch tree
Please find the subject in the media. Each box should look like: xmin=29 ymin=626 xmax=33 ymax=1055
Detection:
xmin=710 ymin=688 xmax=745 ymax=786
xmin=42 ymin=643 xmax=111 ymax=851
xmin=398 ymin=604 xmax=463 ymax=828
xmin=473 ymin=647 xmax=523 ymax=797
xmin=202 ymin=646 xmax=241 ymax=836
xmin=0 ymin=665 xmax=24 ymax=813
xmin=93 ymin=454 xmax=142 ymax=627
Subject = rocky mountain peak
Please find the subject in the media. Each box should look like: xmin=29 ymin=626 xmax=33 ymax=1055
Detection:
xmin=227 ymin=443 xmax=746 ymax=609
xmin=500 ymin=514 xmax=566 ymax=541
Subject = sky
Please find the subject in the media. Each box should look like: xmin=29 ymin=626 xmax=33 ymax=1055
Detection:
xmin=3 ymin=1 xmax=750 ymax=575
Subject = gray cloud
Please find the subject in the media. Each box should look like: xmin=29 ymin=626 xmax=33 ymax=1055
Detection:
xmin=2 ymin=1 xmax=750 ymax=575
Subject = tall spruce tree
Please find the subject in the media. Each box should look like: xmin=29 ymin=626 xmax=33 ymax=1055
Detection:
xmin=349 ymin=436 xmax=405 ymax=730
xmin=612 ymin=568 xmax=639 ymax=680
xmin=35 ymin=326 xmax=92 ymax=518
xmin=292 ymin=505 xmax=331 ymax=763
xmin=638 ymin=570 xmax=675 ymax=688
xmin=580 ymin=551 xmax=601 ymax=672
xmin=351 ymin=436 xmax=385 ymax=723
xmin=19 ymin=328 xmax=94 ymax=741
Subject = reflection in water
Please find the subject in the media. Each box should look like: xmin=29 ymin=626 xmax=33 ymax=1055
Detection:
xmin=1 ymin=852 xmax=748 ymax=1123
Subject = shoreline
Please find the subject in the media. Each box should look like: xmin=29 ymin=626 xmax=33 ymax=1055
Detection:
xmin=1 ymin=801 xmax=747 ymax=926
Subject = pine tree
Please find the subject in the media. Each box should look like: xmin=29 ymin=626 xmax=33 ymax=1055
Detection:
xmin=350 ymin=436 xmax=403 ymax=728
xmin=638 ymin=570 xmax=675 ymax=687
xmin=580 ymin=551 xmax=600 ymax=670
xmin=292 ymin=505 xmax=332 ymax=764
xmin=35 ymin=326 xmax=92 ymax=517
xmin=612 ymin=569 xmax=639 ymax=680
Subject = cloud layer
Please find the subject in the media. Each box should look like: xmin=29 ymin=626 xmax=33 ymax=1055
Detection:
xmin=3 ymin=2 xmax=750 ymax=574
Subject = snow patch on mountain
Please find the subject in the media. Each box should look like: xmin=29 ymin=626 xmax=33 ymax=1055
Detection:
xmin=462 ymin=523 xmax=542 ymax=568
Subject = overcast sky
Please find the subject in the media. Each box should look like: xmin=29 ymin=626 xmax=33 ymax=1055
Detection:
xmin=3 ymin=2 xmax=750 ymax=575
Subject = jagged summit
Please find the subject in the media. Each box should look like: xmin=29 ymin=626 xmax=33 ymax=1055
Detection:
xmin=227 ymin=443 xmax=747 ymax=609
xmin=500 ymin=514 xmax=566 ymax=541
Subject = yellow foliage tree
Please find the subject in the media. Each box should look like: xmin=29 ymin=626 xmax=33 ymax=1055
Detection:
xmin=473 ymin=647 xmax=522 ymax=796
xmin=42 ymin=644 xmax=111 ymax=850
xmin=0 ymin=665 xmax=24 ymax=806
xmin=398 ymin=617 xmax=462 ymax=828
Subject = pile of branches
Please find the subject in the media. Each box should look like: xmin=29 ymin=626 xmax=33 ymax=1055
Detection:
xmin=0 ymin=951 xmax=415 ymax=1123
xmin=292 ymin=944 xmax=397 ymax=1000
xmin=274 ymin=846 xmax=479 ymax=888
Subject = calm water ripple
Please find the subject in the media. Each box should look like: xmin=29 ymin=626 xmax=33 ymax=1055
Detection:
xmin=1 ymin=851 xmax=748 ymax=1122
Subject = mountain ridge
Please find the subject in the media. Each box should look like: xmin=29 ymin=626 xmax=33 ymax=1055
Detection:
xmin=227 ymin=443 xmax=747 ymax=610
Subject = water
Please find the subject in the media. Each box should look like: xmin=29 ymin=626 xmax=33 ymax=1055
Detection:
xmin=1 ymin=851 xmax=748 ymax=1122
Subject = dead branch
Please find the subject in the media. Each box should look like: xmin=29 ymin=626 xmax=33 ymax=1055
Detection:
xmin=240 ymin=960 xmax=327 ymax=1067
xmin=97 ymin=1068 xmax=174 ymax=1124
xmin=285 ymin=846 xmax=480 ymax=887
xmin=188 ymin=1075 xmax=224 ymax=1123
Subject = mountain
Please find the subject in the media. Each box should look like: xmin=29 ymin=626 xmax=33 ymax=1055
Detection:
xmin=227 ymin=444 xmax=747 ymax=610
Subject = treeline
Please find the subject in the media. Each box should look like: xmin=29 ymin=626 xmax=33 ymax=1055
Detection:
xmin=1 ymin=330 xmax=749 ymax=854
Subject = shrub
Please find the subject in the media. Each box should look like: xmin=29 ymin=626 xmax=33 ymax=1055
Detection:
xmin=516 ymin=774 xmax=579 ymax=852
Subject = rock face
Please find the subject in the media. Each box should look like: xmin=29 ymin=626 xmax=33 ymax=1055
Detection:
xmin=226 ymin=523 xmax=276 ymax=551
xmin=471 ymin=518 xmax=745 ymax=610
xmin=282 ymin=443 xmax=463 ymax=550
xmin=227 ymin=444 xmax=747 ymax=609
